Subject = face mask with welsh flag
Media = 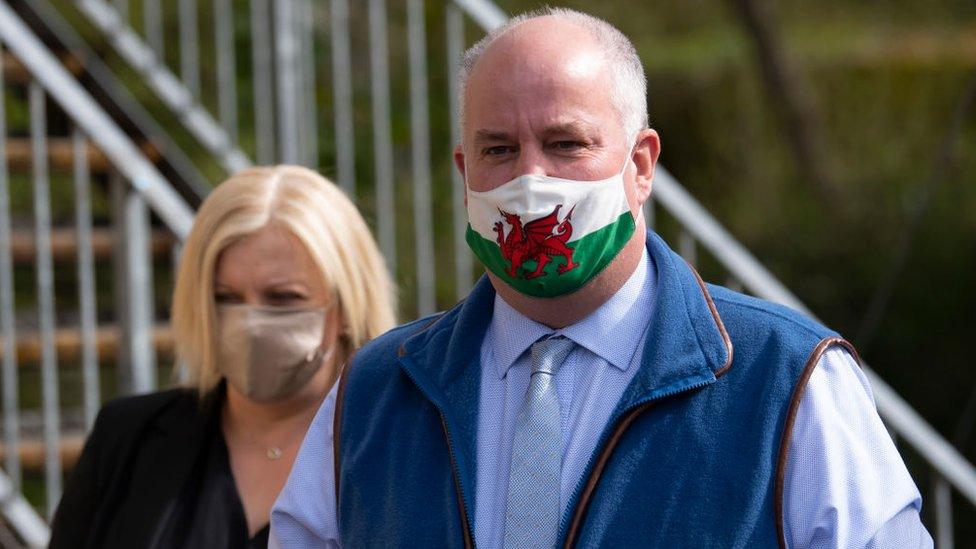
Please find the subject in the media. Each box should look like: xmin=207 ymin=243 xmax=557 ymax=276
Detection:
xmin=465 ymin=154 xmax=636 ymax=298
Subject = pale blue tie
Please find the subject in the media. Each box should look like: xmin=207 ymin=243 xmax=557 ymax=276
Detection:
xmin=504 ymin=336 xmax=575 ymax=549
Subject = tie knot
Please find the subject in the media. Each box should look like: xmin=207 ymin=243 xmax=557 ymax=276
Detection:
xmin=530 ymin=336 xmax=575 ymax=376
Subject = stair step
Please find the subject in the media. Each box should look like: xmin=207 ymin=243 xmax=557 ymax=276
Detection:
xmin=6 ymin=137 xmax=108 ymax=172
xmin=0 ymin=432 xmax=85 ymax=471
xmin=0 ymin=324 xmax=174 ymax=364
xmin=9 ymin=227 xmax=175 ymax=262
xmin=2 ymin=51 xmax=83 ymax=86
xmin=4 ymin=137 xmax=161 ymax=174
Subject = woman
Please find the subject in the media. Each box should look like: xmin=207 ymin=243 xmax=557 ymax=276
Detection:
xmin=50 ymin=165 xmax=396 ymax=548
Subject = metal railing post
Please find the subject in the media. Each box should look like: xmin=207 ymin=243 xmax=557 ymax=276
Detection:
xmin=0 ymin=46 xmax=19 ymax=492
xmin=274 ymin=0 xmax=301 ymax=164
xmin=446 ymin=2 xmax=472 ymax=300
xmin=29 ymin=82 xmax=62 ymax=519
xmin=330 ymin=0 xmax=355 ymax=189
xmin=408 ymin=0 xmax=435 ymax=316
xmin=110 ymin=173 xmax=130 ymax=389
xmin=112 ymin=0 xmax=127 ymax=22
xmin=178 ymin=0 xmax=200 ymax=98
xmin=679 ymin=230 xmax=697 ymax=267
xmin=73 ymin=127 xmax=100 ymax=430
xmin=249 ymin=0 xmax=275 ymax=164
xmin=111 ymin=174 xmax=157 ymax=395
xmin=301 ymin=0 xmax=318 ymax=169
xmin=144 ymin=0 xmax=164 ymax=58
xmin=934 ymin=475 xmax=954 ymax=549
xmin=215 ymin=0 xmax=239 ymax=144
xmin=725 ymin=276 xmax=744 ymax=293
xmin=368 ymin=0 xmax=396 ymax=271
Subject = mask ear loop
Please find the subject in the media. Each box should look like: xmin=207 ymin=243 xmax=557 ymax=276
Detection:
xmin=304 ymin=344 xmax=335 ymax=366
xmin=304 ymin=300 xmax=338 ymax=364
xmin=618 ymin=130 xmax=641 ymax=176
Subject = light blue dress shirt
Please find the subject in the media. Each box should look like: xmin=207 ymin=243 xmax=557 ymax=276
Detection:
xmin=271 ymin=249 xmax=931 ymax=548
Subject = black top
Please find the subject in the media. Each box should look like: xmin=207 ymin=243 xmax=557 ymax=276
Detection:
xmin=49 ymin=383 xmax=268 ymax=549
xmin=153 ymin=410 xmax=269 ymax=549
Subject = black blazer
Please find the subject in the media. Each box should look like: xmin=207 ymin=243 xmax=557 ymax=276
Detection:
xmin=50 ymin=387 xmax=221 ymax=549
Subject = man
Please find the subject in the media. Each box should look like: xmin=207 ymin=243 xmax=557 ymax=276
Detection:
xmin=272 ymin=8 xmax=931 ymax=548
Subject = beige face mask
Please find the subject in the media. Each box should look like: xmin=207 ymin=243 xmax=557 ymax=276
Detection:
xmin=216 ymin=304 xmax=332 ymax=403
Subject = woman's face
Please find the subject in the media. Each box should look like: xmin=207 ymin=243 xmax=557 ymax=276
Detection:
xmin=214 ymin=223 xmax=329 ymax=310
xmin=213 ymin=223 xmax=343 ymax=400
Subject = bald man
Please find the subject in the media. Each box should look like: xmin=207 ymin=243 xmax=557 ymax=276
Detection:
xmin=271 ymin=8 xmax=930 ymax=548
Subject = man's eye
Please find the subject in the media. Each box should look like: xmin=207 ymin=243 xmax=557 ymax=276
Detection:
xmin=483 ymin=146 xmax=515 ymax=156
xmin=551 ymin=141 xmax=586 ymax=151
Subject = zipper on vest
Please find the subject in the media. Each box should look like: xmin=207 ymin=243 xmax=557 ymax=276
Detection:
xmin=561 ymin=378 xmax=714 ymax=548
xmin=398 ymin=366 xmax=476 ymax=549
xmin=439 ymin=413 xmax=476 ymax=549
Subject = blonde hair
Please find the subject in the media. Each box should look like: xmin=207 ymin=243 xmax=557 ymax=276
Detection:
xmin=171 ymin=165 xmax=397 ymax=392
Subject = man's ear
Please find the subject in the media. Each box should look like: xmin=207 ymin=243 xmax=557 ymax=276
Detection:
xmin=454 ymin=144 xmax=468 ymax=206
xmin=453 ymin=144 xmax=467 ymax=180
xmin=631 ymin=128 xmax=661 ymax=206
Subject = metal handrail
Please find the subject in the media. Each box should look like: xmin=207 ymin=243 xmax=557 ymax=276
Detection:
xmin=11 ymin=0 xmax=212 ymax=206
xmin=0 ymin=472 xmax=47 ymax=548
xmin=452 ymin=0 xmax=506 ymax=30
xmin=651 ymin=167 xmax=976 ymax=503
xmin=73 ymin=0 xmax=251 ymax=175
xmin=0 ymin=0 xmax=194 ymax=239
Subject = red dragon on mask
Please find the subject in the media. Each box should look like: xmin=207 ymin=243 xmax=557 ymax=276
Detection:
xmin=492 ymin=204 xmax=579 ymax=280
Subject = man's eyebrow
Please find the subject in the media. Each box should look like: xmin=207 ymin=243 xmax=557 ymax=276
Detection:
xmin=540 ymin=122 xmax=593 ymax=138
xmin=473 ymin=130 xmax=512 ymax=143
xmin=473 ymin=123 xmax=596 ymax=143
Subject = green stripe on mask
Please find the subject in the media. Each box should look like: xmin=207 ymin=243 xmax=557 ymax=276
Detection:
xmin=466 ymin=212 xmax=636 ymax=298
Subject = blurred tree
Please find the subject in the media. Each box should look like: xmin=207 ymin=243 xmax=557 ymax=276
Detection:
xmin=728 ymin=0 xmax=837 ymax=203
xmin=856 ymin=70 xmax=976 ymax=351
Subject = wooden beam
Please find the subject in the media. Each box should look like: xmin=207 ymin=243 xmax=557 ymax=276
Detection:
xmin=4 ymin=137 xmax=161 ymax=173
xmin=9 ymin=227 xmax=175 ymax=262
xmin=0 ymin=433 xmax=84 ymax=471
xmin=0 ymin=324 xmax=174 ymax=364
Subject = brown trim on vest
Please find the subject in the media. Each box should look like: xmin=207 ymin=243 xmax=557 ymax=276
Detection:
xmin=563 ymin=267 xmax=734 ymax=548
xmin=774 ymin=336 xmax=858 ymax=549
xmin=332 ymin=358 xmax=354 ymax=509
xmin=687 ymin=263 xmax=735 ymax=377
xmin=335 ymin=307 xmax=458 ymax=534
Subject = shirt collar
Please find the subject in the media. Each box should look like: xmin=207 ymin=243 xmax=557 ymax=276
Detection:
xmin=489 ymin=248 xmax=655 ymax=379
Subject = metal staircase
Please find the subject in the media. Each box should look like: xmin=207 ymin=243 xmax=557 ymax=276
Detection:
xmin=0 ymin=0 xmax=970 ymax=547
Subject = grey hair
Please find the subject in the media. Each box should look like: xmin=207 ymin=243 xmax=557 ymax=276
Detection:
xmin=458 ymin=7 xmax=648 ymax=141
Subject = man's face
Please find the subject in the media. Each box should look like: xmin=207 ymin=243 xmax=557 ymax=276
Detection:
xmin=455 ymin=18 xmax=657 ymax=217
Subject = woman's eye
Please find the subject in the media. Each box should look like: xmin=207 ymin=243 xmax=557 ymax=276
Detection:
xmin=268 ymin=292 xmax=306 ymax=305
xmin=214 ymin=293 xmax=240 ymax=304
